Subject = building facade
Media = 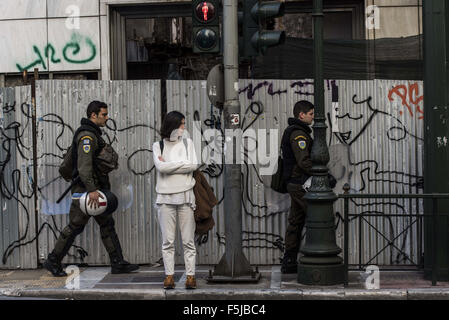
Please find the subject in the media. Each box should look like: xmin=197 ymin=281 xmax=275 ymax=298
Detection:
xmin=0 ymin=0 xmax=422 ymax=86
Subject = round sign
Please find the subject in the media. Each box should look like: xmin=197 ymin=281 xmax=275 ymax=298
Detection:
xmin=206 ymin=64 xmax=224 ymax=108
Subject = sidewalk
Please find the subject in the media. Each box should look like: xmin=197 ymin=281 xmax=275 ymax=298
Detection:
xmin=1 ymin=265 xmax=449 ymax=300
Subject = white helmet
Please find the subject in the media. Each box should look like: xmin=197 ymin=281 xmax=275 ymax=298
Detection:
xmin=79 ymin=191 xmax=108 ymax=216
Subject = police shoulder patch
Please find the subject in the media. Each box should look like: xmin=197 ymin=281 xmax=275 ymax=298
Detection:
xmin=80 ymin=135 xmax=93 ymax=142
xmin=83 ymin=145 xmax=91 ymax=153
xmin=298 ymin=140 xmax=307 ymax=150
xmin=294 ymin=135 xmax=307 ymax=141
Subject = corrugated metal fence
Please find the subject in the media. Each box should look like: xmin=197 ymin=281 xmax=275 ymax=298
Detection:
xmin=0 ymin=79 xmax=424 ymax=269
xmin=35 ymin=80 xmax=162 ymax=266
xmin=0 ymin=86 xmax=37 ymax=269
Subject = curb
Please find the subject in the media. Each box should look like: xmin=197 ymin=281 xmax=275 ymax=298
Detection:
xmin=407 ymin=288 xmax=449 ymax=300
xmin=3 ymin=287 xmax=449 ymax=300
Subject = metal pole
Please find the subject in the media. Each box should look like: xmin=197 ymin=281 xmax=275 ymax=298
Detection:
xmin=423 ymin=0 xmax=449 ymax=282
xmin=432 ymin=198 xmax=438 ymax=286
xmin=31 ymin=68 xmax=40 ymax=266
xmin=343 ymin=184 xmax=350 ymax=287
xmin=22 ymin=70 xmax=28 ymax=85
xmin=208 ymin=0 xmax=259 ymax=282
xmin=297 ymin=0 xmax=345 ymax=285
xmin=359 ymin=212 xmax=362 ymax=270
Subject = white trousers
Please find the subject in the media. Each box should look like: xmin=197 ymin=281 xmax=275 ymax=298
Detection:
xmin=157 ymin=204 xmax=196 ymax=276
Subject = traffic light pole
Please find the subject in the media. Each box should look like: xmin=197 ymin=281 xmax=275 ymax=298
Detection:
xmin=207 ymin=0 xmax=260 ymax=283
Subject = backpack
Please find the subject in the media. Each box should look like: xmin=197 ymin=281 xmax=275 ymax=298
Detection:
xmin=270 ymin=154 xmax=288 ymax=193
xmin=271 ymin=124 xmax=311 ymax=193
xmin=96 ymin=144 xmax=119 ymax=174
xmin=59 ymin=145 xmax=76 ymax=181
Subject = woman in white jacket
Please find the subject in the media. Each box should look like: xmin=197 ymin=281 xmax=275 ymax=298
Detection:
xmin=153 ymin=111 xmax=199 ymax=289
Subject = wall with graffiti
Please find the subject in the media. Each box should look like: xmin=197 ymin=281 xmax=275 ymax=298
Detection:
xmin=0 ymin=79 xmax=424 ymax=269
xmin=35 ymin=80 xmax=162 ymax=266
xmin=0 ymin=86 xmax=38 ymax=269
xmin=168 ymin=78 xmax=424 ymax=267
xmin=0 ymin=0 xmax=100 ymax=73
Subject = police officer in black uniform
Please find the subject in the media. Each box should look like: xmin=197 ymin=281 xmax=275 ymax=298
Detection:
xmin=280 ymin=100 xmax=315 ymax=274
xmin=43 ymin=101 xmax=139 ymax=276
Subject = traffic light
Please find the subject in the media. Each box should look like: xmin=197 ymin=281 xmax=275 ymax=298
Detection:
xmin=242 ymin=0 xmax=285 ymax=58
xmin=192 ymin=0 xmax=220 ymax=53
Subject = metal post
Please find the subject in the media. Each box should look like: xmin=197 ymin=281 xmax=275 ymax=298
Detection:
xmin=423 ymin=0 xmax=449 ymax=282
xmin=359 ymin=211 xmax=362 ymax=270
xmin=432 ymin=198 xmax=438 ymax=286
xmin=208 ymin=0 xmax=260 ymax=283
xmin=418 ymin=214 xmax=423 ymax=268
xmin=297 ymin=0 xmax=345 ymax=285
xmin=31 ymin=68 xmax=40 ymax=266
xmin=343 ymin=184 xmax=350 ymax=287
xmin=22 ymin=70 xmax=28 ymax=85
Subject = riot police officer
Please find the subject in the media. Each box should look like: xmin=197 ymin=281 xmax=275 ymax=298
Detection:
xmin=280 ymin=100 xmax=314 ymax=274
xmin=43 ymin=101 xmax=139 ymax=276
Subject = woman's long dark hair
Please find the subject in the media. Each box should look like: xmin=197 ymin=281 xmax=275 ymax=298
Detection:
xmin=160 ymin=111 xmax=185 ymax=139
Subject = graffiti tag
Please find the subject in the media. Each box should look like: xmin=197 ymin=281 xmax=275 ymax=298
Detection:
xmin=388 ymin=83 xmax=424 ymax=119
xmin=16 ymin=33 xmax=96 ymax=72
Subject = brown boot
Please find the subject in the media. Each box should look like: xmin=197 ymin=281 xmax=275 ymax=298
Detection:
xmin=163 ymin=275 xmax=175 ymax=289
xmin=185 ymin=275 xmax=196 ymax=289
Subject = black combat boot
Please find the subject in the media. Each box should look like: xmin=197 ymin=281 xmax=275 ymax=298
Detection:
xmin=111 ymin=257 xmax=139 ymax=274
xmin=110 ymin=251 xmax=139 ymax=274
xmin=281 ymin=251 xmax=298 ymax=274
xmin=108 ymin=232 xmax=139 ymax=274
xmin=45 ymin=224 xmax=83 ymax=277
xmin=43 ymin=253 xmax=67 ymax=277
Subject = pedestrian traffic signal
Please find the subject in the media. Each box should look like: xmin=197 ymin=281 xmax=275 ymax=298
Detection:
xmin=242 ymin=0 xmax=285 ymax=58
xmin=192 ymin=0 xmax=220 ymax=53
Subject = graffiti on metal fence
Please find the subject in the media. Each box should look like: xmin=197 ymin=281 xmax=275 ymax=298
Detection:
xmin=0 ymin=99 xmax=162 ymax=264
xmin=388 ymin=83 xmax=424 ymax=119
xmin=326 ymin=83 xmax=424 ymax=266
xmin=0 ymin=101 xmax=90 ymax=264
xmin=192 ymin=101 xmax=287 ymax=253
xmin=238 ymin=80 xmax=317 ymax=100
xmin=190 ymin=80 xmax=425 ymax=261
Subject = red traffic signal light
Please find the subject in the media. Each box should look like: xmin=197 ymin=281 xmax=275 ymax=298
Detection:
xmin=194 ymin=1 xmax=217 ymax=23
xmin=192 ymin=0 xmax=220 ymax=53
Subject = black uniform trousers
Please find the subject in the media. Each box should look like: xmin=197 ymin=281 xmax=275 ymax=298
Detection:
xmin=52 ymin=199 xmax=121 ymax=261
xmin=284 ymin=183 xmax=307 ymax=254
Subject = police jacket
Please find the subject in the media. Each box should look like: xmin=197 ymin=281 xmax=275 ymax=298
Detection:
xmin=71 ymin=118 xmax=110 ymax=194
xmin=281 ymin=117 xmax=313 ymax=185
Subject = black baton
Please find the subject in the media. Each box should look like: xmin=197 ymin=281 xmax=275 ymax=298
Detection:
xmin=56 ymin=176 xmax=80 ymax=204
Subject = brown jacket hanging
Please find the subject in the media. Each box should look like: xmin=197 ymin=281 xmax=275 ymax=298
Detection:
xmin=193 ymin=170 xmax=218 ymax=235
